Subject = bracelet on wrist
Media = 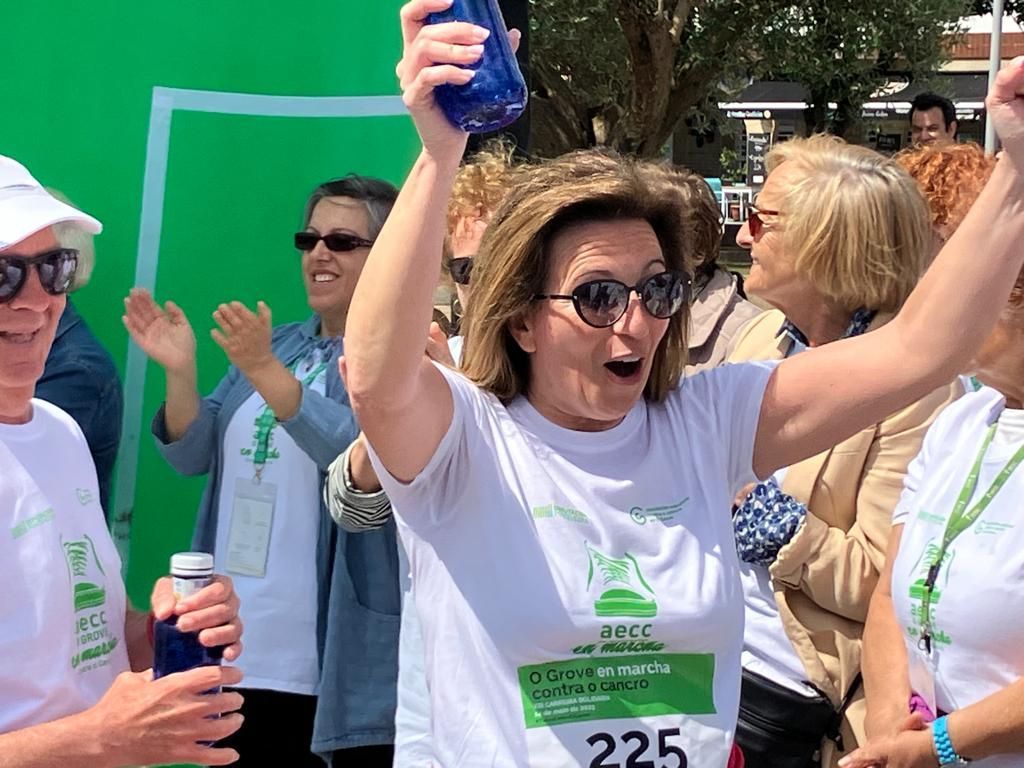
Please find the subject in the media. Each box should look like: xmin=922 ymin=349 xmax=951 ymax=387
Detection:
xmin=932 ymin=716 xmax=970 ymax=766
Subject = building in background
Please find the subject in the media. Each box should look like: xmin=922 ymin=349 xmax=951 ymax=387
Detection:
xmin=676 ymin=15 xmax=1022 ymax=178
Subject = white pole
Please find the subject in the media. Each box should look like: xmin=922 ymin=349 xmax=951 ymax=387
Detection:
xmin=986 ymin=1 xmax=1005 ymax=153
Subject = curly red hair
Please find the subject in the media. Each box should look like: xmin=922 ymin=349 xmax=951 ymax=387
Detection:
xmin=895 ymin=142 xmax=995 ymax=239
xmin=897 ymin=142 xmax=1024 ymax=310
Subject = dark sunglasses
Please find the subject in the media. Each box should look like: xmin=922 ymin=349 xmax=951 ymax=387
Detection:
xmin=747 ymin=205 xmax=781 ymax=238
xmin=448 ymin=256 xmax=473 ymax=285
xmin=294 ymin=231 xmax=374 ymax=253
xmin=534 ymin=271 xmax=690 ymax=329
xmin=0 ymin=248 xmax=79 ymax=304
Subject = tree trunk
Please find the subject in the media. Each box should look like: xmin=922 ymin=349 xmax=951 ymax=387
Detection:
xmin=804 ymin=90 xmax=830 ymax=136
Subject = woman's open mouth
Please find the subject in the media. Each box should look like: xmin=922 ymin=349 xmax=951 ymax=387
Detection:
xmin=604 ymin=357 xmax=643 ymax=381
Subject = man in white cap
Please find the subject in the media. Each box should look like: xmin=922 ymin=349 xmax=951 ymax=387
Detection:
xmin=0 ymin=155 xmax=246 ymax=767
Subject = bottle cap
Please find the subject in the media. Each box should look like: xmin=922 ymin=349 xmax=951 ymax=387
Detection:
xmin=170 ymin=551 xmax=214 ymax=575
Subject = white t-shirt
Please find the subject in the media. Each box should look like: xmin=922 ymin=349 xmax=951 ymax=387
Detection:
xmin=369 ymin=361 xmax=776 ymax=767
xmin=394 ymin=340 xmax=468 ymax=765
xmin=0 ymin=400 xmax=129 ymax=732
xmin=892 ymin=387 xmax=1024 ymax=768
xmin=739 ymin=464 xmax=819 ymax=696
xmin=214 ymin=357 xmax=326 ymax=695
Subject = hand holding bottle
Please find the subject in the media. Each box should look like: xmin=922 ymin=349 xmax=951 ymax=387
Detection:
xmin=397 ymin=0 xmax=521 ymax=157
xmin=82 ymin=665 xmax=245 ymax=767
xmin=151 ymin=568 xmax=243 ymax=663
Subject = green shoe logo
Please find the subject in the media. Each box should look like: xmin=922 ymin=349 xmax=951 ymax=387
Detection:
xmin=585 ymin=542 xmax=657 ymax=618
xmin=62 ymin=536 xmax=107 ymax=613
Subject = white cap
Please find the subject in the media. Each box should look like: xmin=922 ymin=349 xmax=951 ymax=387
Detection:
xmin=170 ymin=551 xmax=214 ymax=575
xmin=0 ymin=155 xmax=102 ymax=251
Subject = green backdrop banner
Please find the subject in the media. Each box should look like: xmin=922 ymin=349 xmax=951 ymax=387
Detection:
xmin=2 ymin=1 xmax=417 ymax=612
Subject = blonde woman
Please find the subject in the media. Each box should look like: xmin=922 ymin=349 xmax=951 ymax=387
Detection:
xmin=724 ymin=136 xmax=961 ymax=767
xmin=342 ymin=4 xmax=1024 ymax=763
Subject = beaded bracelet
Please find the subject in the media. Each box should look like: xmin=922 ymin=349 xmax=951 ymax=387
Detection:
xmin=932 ymin=716 xmax=969 ymax=765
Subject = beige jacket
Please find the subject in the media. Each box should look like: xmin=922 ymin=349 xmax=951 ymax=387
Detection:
xmin=727 ymin=309 xmax=960 ymax=765
xmin=686 ymin=268 xmax=762 ymax=372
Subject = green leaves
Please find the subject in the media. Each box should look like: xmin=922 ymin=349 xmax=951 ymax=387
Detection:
xmin=529 ymin=0 xmax=974 ymax=153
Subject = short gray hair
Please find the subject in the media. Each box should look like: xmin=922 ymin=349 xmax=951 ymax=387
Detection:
xmin=302 ymin=175 xmax=399 ymax=239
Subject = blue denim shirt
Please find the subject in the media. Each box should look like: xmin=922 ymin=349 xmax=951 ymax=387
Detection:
xmin=37 ymin=301 xmax=123 ymax=516
xmin=151 ymin=315 xmax=400 ymax=756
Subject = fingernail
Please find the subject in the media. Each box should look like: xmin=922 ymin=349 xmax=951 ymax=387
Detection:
xmin=467 ymin=44 xmax=484 ymax=56
xmin=473 ymin=25 xmax=491 ymax=41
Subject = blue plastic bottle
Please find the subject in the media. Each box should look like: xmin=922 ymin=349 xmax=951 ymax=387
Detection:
xmin=153 ymin=552 xmax=223 ymax=679
xmin=427 ymin=0 xmax=528 ymax=133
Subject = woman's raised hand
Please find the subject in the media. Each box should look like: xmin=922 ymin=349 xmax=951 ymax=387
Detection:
xmin=123 ymin=288 xmax=197 ymax=376
xmin=211 ymin=301 xmax=274 ymax=376
xmin=988 ymin=56 xmax=1024 ymax=165
xmin=396 ymin=0 xmax=487 ymax=157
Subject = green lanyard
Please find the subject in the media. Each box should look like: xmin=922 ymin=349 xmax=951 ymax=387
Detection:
xmin=918 ymin=419 xmax=1024 ymax=652
xmin=251 ymin=359 xmax=327 ymax=479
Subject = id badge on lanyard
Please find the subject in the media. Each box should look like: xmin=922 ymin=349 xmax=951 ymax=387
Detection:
xmin=224 ymin=354 xmax=326 ymax=578
xmin=226 ymin=476 xmax=277 ymax=578
xmin=908 ymin=648 xmax=938 ymax=715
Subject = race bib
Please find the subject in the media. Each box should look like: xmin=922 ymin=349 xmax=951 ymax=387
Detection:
xmin=518 ymin=653 xmax=727 ymax=767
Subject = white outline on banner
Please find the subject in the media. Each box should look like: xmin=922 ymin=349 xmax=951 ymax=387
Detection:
xmin=112 ymin=87 xmax=407 ymax=566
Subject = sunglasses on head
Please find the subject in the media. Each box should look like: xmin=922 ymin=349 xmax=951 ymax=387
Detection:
xmin=294 ymin=231 xmax=374 ymax=253
xmin=0 ymin=248 xmax=79 ymax=304
xmin=747 ymin=204 xmax=781 ymax=238
xmin=448 ymin=257 xmax=473 ymax=285
xmin=534 ymin=271 xmax=690 ymax=329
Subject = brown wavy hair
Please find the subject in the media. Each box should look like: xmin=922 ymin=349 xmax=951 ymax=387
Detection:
xmin=459 ymin=149 xmax=693 ymax=403
xmin=640 ymin=164 xmax=722 ymax=278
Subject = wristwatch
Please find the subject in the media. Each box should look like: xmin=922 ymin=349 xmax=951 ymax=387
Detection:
xmin=932 ymin=716 xmax=971 ymax=766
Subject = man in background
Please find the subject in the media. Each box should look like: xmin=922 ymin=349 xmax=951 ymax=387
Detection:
xmin=909 ymin=92 xmax=958 ymax=146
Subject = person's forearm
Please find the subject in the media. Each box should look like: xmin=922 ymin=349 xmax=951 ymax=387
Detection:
xmin=345 ymin=147 xmax=464 ymax=412
xmin=349 ymin=437 xmax=382 ymax=492
xmin=862 ymin=590 xmax=910 ymax=739
xmin=242 ymin=358 xmax=302 ymax=422
xmin=163 ymin=366 xmax=201 ymax=442
xmin=0 ymin=710 xmax=109 ymax=768
xmin=894 ymin=160 xmax=1024 ymax=382
xmin=124 ymin=607 xmax=153 ymax=672
xmin=948 ymin=678 xmax=1024 ymax=759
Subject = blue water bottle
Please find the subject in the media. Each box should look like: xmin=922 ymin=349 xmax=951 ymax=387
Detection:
xmin=153 ymin=552 xmax=223 ymax=679
xmin=427 ymin=0 xmax=528 ymax=133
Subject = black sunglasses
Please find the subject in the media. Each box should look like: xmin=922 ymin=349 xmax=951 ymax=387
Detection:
xmin=0 ymin=248 xmax=79 ymax=304
xmin=448 ymin=256 xmax=473 ymax=285
xmin=534 ymin=271 xmax=690 ymax=329
xmin=294 ymin=231 xmax=374 ymax=253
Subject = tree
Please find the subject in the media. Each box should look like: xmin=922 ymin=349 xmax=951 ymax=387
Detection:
xmin=528 ymin=0 xmax=973 ymax=155
xmin=757 ymin=0 xmax=972 ymax=140
xmin=529 ymin=0 xmax=792 ymax=157
xmin=971 ymin=0 xmax=1024 ymax=22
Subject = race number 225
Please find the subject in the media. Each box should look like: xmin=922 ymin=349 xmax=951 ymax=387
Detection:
xmin=586 ymin=728 xmax=688 ymax=768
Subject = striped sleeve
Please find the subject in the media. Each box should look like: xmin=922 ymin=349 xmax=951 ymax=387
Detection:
xmin=324 ymin=441 xmax=394 ymax=532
